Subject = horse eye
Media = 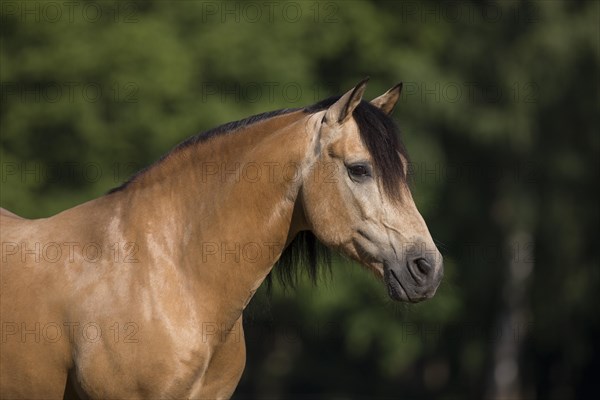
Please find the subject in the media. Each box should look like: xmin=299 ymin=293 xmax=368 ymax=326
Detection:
xmin=347 ymin=164 xmax=371 ymax=178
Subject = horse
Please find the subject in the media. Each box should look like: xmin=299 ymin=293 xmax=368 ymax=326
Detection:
xmin=0 ymin=78 xmax=443 ymax=399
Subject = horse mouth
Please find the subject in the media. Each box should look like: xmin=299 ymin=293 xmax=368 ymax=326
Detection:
xmin=384 ymin=266 xmax=412 ymax=302
xmin=352 ymin=236 xmax=439 ymax=303
xmin=383 ymin=265 xmax=426 ymax=303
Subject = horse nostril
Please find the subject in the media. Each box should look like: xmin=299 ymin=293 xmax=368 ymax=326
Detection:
xmin=415 ymin=258 xmax=433 ymax=276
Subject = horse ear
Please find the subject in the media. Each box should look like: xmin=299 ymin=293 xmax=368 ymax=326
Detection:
xmin=371 ymin=82 xmax=403 ymax=115
xmin=324 ymin=77 xmax=369 ymax=125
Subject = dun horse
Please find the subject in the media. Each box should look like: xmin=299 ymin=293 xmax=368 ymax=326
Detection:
xmin=0 ymin=79 xmax=443 ymax=398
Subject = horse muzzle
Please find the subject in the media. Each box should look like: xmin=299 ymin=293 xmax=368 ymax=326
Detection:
xmin=383 ymin=252 xmax=443 ymax=303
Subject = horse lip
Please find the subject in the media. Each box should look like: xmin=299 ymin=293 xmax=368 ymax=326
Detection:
xmin=390 ymin=268 xmax=413 ymax=302
xmin=384 ymin=263 xmax=411 ymax=302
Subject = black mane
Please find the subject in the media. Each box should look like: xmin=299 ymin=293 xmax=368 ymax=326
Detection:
xmin=108 ymin=95 xmax=408 ymax=289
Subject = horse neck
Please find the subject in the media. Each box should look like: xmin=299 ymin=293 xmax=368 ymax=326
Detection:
xmin=111 ymin=110 xmax=314 ymax=321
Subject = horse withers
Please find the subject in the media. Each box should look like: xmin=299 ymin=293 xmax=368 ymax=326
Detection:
xmin=0 ymin=78 xmax=443 ymax=398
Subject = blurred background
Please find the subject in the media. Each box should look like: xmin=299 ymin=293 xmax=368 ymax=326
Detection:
xmin=1 ymin=1 xmax=598 ymax=398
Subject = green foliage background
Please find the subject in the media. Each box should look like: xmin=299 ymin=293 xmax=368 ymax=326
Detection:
xmin=1 ymin=1 xmax=598 ymax=398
